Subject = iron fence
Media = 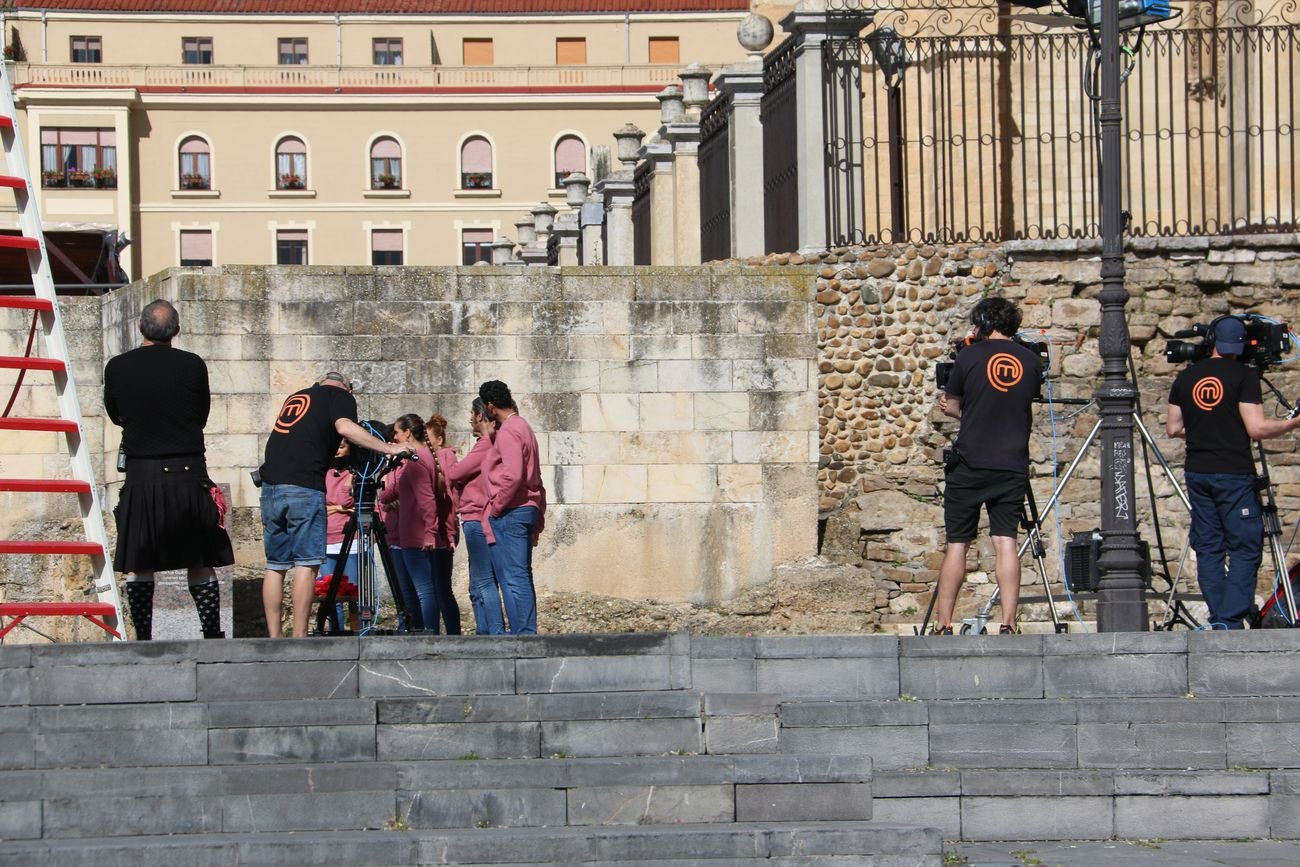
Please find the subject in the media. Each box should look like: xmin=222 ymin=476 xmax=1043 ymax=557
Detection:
xmin=836 ymin=24 xmax=1299 ymax=245
xmin=763 ymin=36 xmax=800 ymax=254
xmin=699 ymin=89 xmax=733 ymax=262
xmin=633 ymin=160 xmax=653 ymax=265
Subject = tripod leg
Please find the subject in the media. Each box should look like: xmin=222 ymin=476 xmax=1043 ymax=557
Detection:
xmin=370 ymin=518 xmax=411 ymax=633
xmin=316 ymin=517 xmax=357 ymax=635
xmin=1021 ymin=486 xmax=1063 ymax=632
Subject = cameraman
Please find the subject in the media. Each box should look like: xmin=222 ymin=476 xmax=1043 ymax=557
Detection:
xmin=1166 ymin=317 xmax=1300 ymax=629
xmin=933 ymin=297 xmax=1042 ymax=635
xmin=259 ymin=371 xmax=409 ymax=638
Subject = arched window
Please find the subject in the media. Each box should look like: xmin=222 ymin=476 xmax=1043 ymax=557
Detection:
xmin=554 ymin=135 xmax=586 ymax=188
xmin=460 ymin=136 xmax=492 ymax=189
xmin=275 ymin=136 xmax=307 ymax=189
xmin=370 ymin=137 xmax=402 ymax=189
xmin=178 ymin=136 xmax=210 ymax=189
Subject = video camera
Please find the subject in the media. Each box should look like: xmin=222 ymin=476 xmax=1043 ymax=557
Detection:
xmin=1164 ymin=314 xmax=1294 ymax=369
xmin=342 ymin=420 xmax=417 ymax=509
xmin=935 ymin=333 xmax=1051 ymax=392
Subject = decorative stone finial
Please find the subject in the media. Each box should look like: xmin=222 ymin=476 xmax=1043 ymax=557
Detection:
xmin=678 ymin=64 xmax=713 ymax=109
xmin=562 ymin=172 xmax=591 ymax=208
xmin=737 ymin=12 xmax=775 ymax=61
xmin=657 ymin=84 xmax=686 ymax=125
xmin=613 ymin=123 xmax=646 ymax=170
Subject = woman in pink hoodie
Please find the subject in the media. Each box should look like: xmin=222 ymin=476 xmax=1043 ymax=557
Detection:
xmin=424 ymin=413 xmax=462 ymax=635
xmin=391 ymin=413 xmax=460 ymax=634
xmin=377 ymin=433 xmax=421 ymax=631
xmin=445 ymin=398 xmax=505 ymax=634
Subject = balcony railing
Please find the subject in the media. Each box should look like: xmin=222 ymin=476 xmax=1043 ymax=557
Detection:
xmin=6 ymin=62 xmax=712 ymax=90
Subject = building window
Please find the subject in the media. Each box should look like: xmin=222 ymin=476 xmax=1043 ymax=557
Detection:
xmin=70 ymin=36 xmax=102 ymax=64
xmin=278 ymin=38 xmax=308 ymax=65
xmin=371 ymin=230 xmax=404 ymax=266
xmin=554 ymin=135 xmax=586 ymax=188
xmin=648 ymin=36 xmax=679 ymax=65
xmin=370 ymin=137 xmax=402 ymax=189
xmin=462 ymin=38 xmax=493 ymax=66
xmin=275 ymin=136 xmax=307 ymax=189
xmin=461 ymin=229 xmax=492 ymax=266
xmin=373 ymin=38 xmax=403 ymax=65
xmin=459 ymin=136 xmax=492 ymax=189
xmin=555 ymin=37 xmax=586 ymax=65
xmin=182 ymin=37 xmax=213 ymax=64
xmin=40 ymin=128 xmax=116 ymax=188
xmin=180 ymin=230 xmax=214 ymax=267
xmin=178 ymin=136 xmax=211 ymax=189
xmin=276 ymin=230 xmax=308 ymax=265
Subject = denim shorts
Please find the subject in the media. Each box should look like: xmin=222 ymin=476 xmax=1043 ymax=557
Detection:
xmin=261 ymin=483 xmax=326 ymax=570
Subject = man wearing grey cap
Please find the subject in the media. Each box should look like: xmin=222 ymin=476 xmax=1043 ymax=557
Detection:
xmin=259 ymin=371 xmax=409 ymax=637
xmin=1167 ymin=317 xmax=1300 ymax=629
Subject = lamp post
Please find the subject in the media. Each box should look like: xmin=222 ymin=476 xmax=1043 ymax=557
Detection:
xmin=866 ymin=26 xmax=909 ymax=241
xmin=1094 ymin=0 xmax=1147 ymax=632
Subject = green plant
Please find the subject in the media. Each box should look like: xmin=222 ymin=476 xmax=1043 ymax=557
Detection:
xmin=549 ymin=751 xmax=569 ymax=759
xmin=384 ymin=816 xmax=410 ymax=832
xmin=942 ymin=852 xmax=970 ymax=866
xmin=899 ymin=693 xmax=917 ymax=702
xmin=669 ymin=749 xmax=696 ymax=756
xmin=459 ymin=751 xmax=481 ymax=761
xmin=1131 ymin=839 xmax=1163 ymax=850
xmin=1010 ymin=850 xmax=1043 ymax=866
xmin=475 ymin=819 xmax=491 ymax=829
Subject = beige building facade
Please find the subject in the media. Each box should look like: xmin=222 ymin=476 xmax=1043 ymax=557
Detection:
xmin=1 ymin=0 xmax=761 ymax=279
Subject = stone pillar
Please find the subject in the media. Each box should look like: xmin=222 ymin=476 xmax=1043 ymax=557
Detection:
xmin=780 ymin=2 xmax=873 ymax=251
xmin=666 ymin=121 xmax=701 ymax=266
xmin=521 ymin=202 xmax=557 ymax=265
xmin=580 ymin=200 xmax=605 ymax=265
xmin=489 ymin=237 xmax=515 ymax=265
xmin=715 ymin=62 xmax=766 ymax=259
xmin=514 ymin=215 xmax=537 ymax=250
xmin=644 ymin=139 xmax=676 ymax=265
xmin=554 ymin=213 xmax=580 ymax=266
xmin=599 ymin=176 xmax=635 ymax=266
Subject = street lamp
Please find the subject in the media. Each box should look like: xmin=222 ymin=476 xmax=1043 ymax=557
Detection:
xmin=866 ymin=26 xmax=910 ymax=241
xmin=1094 ymin=0 xmax=1148 ymax=631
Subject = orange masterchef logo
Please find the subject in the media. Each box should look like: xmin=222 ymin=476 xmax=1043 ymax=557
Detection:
xmin=986 ymin=352 xmax=1024 ymax=392
xmin=1192 ymin=376 xmax=1224 ymax=411
xmin=273 ymin=393 xmax=311 ymax=433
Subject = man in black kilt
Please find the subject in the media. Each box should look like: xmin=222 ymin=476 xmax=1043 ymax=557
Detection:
xmin=104 ymin=299 xmax=233 ymax=640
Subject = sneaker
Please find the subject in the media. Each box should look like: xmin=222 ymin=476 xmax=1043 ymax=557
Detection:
xmin=931 ymin=624 xmax=954 ymax=636
xmin=998 ymin=624 xmax=1019 ymax=635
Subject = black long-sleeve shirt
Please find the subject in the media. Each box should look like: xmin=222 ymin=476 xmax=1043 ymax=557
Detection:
xmin=103 ymin=343 xmax=210 ymax=459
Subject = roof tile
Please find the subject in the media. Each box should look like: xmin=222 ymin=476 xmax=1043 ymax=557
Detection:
xmin=14 ymin=0 xmax=750 ymax=12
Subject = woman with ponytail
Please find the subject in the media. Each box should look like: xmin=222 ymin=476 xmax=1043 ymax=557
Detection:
xmin=377 ymin=426 xmax=421 ymax=631
xmin=391 ymin=413 xmax=459 ymax=633
xmin=425 ymin=413 xmax=463 ymax=634
xmin=445 ymin=398 xmax=505 ymax=634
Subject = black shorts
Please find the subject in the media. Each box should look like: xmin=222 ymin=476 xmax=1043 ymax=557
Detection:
xmin=943 ymin=462 xmax=1028 ymax=543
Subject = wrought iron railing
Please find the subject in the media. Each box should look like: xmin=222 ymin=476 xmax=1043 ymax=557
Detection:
xmin=835 ymin=24 xmax=1299 ymax=245
xmin=763 ymin=36 xmax=800 ymax=254
xmin=699 ymin=89 xmax=733 ymax=262
xmin=632 ymin=160 xmax=653 ymax=266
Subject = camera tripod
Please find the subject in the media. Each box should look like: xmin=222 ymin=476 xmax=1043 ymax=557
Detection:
xmin=1245 ymin=377 xmax=1300 ymax=628
xmin=315 ymin=454 xmax=414 ymax=636
xmin=920 ymin=397 xmax=1192 ymax=635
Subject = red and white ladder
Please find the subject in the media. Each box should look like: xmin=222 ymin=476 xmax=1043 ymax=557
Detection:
xmin=0 ymin=61 xmax=122 ymax=641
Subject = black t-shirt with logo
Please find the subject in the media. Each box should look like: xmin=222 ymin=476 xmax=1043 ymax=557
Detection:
xmin=1169 ymin=356 xmax=1261 ymax=475
xmin=259 ymin=384 xmax=359 ymax=491
xmin=945 ymin=338 xmax=1042 ymax=473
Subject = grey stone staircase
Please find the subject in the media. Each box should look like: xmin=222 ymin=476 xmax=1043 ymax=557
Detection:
xmin=0 ymin=632 xmax=941 ymax=866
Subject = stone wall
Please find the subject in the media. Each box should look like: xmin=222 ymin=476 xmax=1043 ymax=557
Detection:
xmin=90 ymin=265 xmax=818 ymax=609
xmin=799 ymin=234 xmax=1300 ymax=627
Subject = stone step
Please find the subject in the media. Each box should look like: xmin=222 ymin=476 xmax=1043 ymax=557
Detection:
xmin=0 ymin=822 xmax=943 ymax=866
xmin=871 ymin=767 xmax=1300 ymax=842
xmin=0 ymin=755 xmax=875 ymax=839
xmin=777 ymin=697 xmax=1300 ymax=772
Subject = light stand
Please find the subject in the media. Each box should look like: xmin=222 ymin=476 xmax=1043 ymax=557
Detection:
xmin=1094 ymin=0 xmax=1147 ymax=631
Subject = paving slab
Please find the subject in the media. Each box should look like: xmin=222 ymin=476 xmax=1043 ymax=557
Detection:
xmin=953 ymin=839 xmax=1300 ymax=866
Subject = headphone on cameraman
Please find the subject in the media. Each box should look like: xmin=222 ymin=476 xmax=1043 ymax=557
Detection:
xmin=970 ymin=298 xmax=1019 ymax=339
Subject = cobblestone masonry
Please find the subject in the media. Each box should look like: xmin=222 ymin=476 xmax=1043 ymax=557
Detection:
xmin=748 ymin=234 xmax=1300 ymax=628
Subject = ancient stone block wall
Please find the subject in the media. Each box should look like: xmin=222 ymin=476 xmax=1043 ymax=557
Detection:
xmin=90 ymin=265 xmax=819 ymax=607
xmin=801 ymin=235 xmax=1300 ymax=627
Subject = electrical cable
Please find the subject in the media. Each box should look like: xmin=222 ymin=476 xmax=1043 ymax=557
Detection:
xmin=1 ymin=311 xmax=38 ymax=418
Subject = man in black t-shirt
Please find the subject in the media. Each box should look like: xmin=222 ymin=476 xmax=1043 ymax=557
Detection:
xmin=933 ymin=297 xmax=1042 ymax=635
xmin=259 ymin=371 xmax=408 ymax=637
xmin=1167 ymin=317 xmax=1300 ymax=629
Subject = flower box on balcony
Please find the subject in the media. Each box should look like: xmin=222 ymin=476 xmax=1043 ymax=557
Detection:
xmin=461 ymin=172 xmax=492 ymax=190
xmin=41 ymin=171 xmax=66 ymax=188
xmin=375 ymin=174 xmax=399 ymax=189
xmin=181 ymin=173 xmax=209 ymax=190
xmin=67 ymin=171 xmax=93 ymax=187
xmin=93 ymin=169 xmax=116 ymax=188
xmin=278 ymin=173 xmax=305 ymax=190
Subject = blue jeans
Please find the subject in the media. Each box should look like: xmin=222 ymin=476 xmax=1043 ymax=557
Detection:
xmin=462 ymin=520 xmax=505 ymax=635
xmin=260 ymin=484 xmax=325 ymax=570
xmin=487 ymin=506 xmax=539 ymax=635
xmin=388 ymin=546 xmax=423 ymax=631
xmin=399 ymin=547 xmax=439 ymax=633
xmin=1186 ymin=471 xmax=1263 ymax=629
xmin=430 ymin=547 xmax=462 ymax=635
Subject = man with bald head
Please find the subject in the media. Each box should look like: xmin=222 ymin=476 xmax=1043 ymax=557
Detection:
xmin=104 ymin=298 xmax=233 ymax=640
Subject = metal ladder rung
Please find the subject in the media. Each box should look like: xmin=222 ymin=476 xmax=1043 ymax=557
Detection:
xmin=0 ymin=175 xmax=27 ymax=190
xmin=0 ymin=235 xmax=40 ymax=251
xmin=0 ymin=479 xmax=92 ymax=494
xmin=0 ymin=417 xmax=80 ymax=433
xmin=0 ymin=540 xmax=104 ymax=556
xmin=0 ymin=296 xmax=54 ymax=312
xmin=0 ymin=355 xmax=64 ymax=371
